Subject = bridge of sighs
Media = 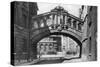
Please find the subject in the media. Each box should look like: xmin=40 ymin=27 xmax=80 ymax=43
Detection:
xmin=30 ymin=6 xmax=84 ymax=59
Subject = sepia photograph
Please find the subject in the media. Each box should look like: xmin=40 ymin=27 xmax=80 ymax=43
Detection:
xmin=11 ymin=1 xmax=97 ymax=66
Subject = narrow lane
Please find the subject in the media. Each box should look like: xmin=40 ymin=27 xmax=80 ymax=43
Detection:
xmin=33 ymin=59 xmax=65 ymax=65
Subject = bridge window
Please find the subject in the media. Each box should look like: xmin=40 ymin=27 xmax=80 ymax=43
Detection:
xmin=67 ymin=18 xmax=71 ymax=27
xmin=32 ymin=20 xmax=38 ymax=29
xmin=46 ymin=18 xmax=52 ymax=26
xmin=40 ymin=22 xmax=44 ymax=27
xmin=43 ymin=17 xmax=47 ymax=26
xmin=60 ymin=15 xmax=63 ymax=25
xmin=46 ymin=15 xmax=53 ymax=26
xmin=52 ymin=14 xmax=55 ymax=23
xmin=60 ymin=17 xmax=63 ymax=25
xmin=78 ymin=23 xmax=81 ymax=31
xmin=73 ymin=20 xmax=77 ymax=29
xmin=63 ymin=15 xmax=65 ymax=24
xmin=40 ymin=19 xmax=45 ymax=27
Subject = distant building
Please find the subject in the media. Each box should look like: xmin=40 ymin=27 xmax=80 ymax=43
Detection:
xmin=37 ymin=35 xmax=80 ymax=59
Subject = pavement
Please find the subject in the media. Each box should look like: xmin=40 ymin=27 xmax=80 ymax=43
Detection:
xmin=17 ymin=59 xmax=40 ymax=66
xmin=33 ymin=59 xmax=65 ymax=65
xmin=17 ymin=54 xmax=88 ymax=66
xmin=63 ymin=54 xmax=88 ymax=63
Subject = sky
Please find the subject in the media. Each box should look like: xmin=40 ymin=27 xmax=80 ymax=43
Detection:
xmin=37 ymin=2 xmax=82 ymax=17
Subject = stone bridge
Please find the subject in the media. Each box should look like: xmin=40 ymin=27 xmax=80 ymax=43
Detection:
xmin=30 ymin=6 xmax=84 ymax=59
xmin=31 ymin=6 xmax=83 ymax=44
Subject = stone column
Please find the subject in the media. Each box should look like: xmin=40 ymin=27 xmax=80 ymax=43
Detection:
xmin=58 ymin=15 xmax=60 ymax=25
xmin=71 ymin=19 xmax=73 ymax=28
xmin=64 ymin=16 xmax=67 ymax=25
xmin=76 ymin=21 xmax=78 ymax=30
xmin=54 ymin=15 xmax=57 ymax=24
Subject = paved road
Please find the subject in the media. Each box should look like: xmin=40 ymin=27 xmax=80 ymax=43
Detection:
xmin=29 ymin=57 xmax=82 ymax=65
xmin=33 ymin=59 xmax=65 ymax=65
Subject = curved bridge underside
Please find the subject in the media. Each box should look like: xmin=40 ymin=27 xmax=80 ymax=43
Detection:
xmin=50 ymin=29 xmax=82 ymax=41
xmin=31 ymin=28 xmax=82 ymax=58
xmin=31 ymin=26 xmax=82 ymax=45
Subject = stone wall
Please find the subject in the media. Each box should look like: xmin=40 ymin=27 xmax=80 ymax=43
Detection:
xmin=11 ymin=1 xmax=38 ymax=65
xmin=87 ymin=6 xmax=97 ymax=61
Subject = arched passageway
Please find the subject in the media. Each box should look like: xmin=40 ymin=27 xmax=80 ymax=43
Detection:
xmin=32 ymin=32 xmax=82 ymax=60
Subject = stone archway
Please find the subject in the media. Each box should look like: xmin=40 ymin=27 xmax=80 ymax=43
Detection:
xmin=31 ymin=32 xmax=82 ymax=60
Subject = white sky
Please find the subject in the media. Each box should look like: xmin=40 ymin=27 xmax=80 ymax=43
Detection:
xmin=37 ymin=2 xmax=82 ymax=17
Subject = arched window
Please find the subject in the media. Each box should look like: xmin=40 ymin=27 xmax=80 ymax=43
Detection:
xmin=32 ymin=20 xmax=38 ymax=29
xmin=73 ymin=20 xmax=77 ymax=29
xmin=67 ymin=18 xmax=71 ymax=27
xmin=40 ymin=20 xmax=44 ymax=27
xmin=78 ymin=23 xmax=81 ymax=31
xmin=46 ymin=17 xmax=52 ymax=26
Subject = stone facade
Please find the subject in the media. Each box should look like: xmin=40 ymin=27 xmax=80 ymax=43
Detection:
xmin=11 ymin=1 xmax=38 ymax=65
xmin=79 ymin=5 xmax=97 ymax=61
xmin=87 ymin=6 xmax=97 ymax=61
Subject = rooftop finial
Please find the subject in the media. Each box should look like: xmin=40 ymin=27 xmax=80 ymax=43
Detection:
xmin=51 ymin=6 xmax=68 ymax=13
